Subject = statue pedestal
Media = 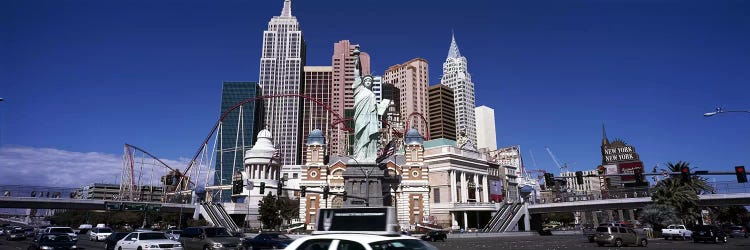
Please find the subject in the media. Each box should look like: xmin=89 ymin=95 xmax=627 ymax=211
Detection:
xmin=342 ymin=163 xmax=386 ymax=207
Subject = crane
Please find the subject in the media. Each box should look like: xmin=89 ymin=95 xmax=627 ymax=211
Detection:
xmin=545 ymin=146 xmax=568 ymax=172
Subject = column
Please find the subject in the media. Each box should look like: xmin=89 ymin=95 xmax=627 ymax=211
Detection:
xmin=450 ymin=171 xmax=457 ymax=203
xmin=460 ymin=172 xmax=468 ymax=203
xmin=617 ymin=210 xmax=625 ymax=222
xmin=482 ymin=176 xmax=489 ymax=203
xmin=451 ymin=212 xmax=457 ymax=228
xmin=473 ymin=174 xmax=479 ymax=202
xmin=463 ymin=211 xmax=468 ymax=230
xmin=607 ymin=210 xmax=614 ymax=222
xmin=628 ymin=209 xmax=635 ymax=222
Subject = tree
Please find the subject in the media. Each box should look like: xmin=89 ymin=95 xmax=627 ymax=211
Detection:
xmin=258 ymin=193 xmax=282 ymax=230
xmin=715 ymin=206 xmax=749 ymax=225
xmin=638 ymin=204 xmax=680 ymax=231
xmin=278 ymin=197 xmax=300 ymax=225
xmin=650 ymin=161 xmax=713 ymax=223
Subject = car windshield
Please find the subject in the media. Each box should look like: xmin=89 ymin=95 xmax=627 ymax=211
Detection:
xmin=50 ymin=228 xmax=74 ymax=234
xmin=369 ymin=239 xmax=438 ymax=250
xmin=41 ymin=235 xmax=73 ymax=242
xmin=98 ymin=228 xmax=113 ymax=233
xmin=731 ymin=226 xmax=743 ymax=230
xmin=205 ymin=228 xmax=232 ymax=237
xmin=139 ymin=232 xmax=167 ymax=240
xmin=595 ymin=227 xmax=610 ymax=233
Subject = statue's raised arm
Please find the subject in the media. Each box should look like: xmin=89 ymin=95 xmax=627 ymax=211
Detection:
xmin=352 ymin=45 xmax=362 ymax=89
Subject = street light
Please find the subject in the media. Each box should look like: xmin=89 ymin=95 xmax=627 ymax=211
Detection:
xmin=704 ymin=107 xmax=750 ymax=117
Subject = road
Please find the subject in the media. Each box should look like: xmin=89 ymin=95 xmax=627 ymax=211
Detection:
xmin=1 ymin=234 xmax=749 ymax=249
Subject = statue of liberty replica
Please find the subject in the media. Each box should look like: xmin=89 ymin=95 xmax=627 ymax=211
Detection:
xmin=344 ymin=45 xmax=392 ymax=206
xmin=352 ymin=46 xmax=390 ymax=163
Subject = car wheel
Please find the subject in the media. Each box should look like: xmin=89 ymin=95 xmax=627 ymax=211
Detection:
xmin=614 ymin=239 xmax=623 ymax=247
xmin=588 ymin=236 xmax=595 ymax=243
xmin=118 ymin=247 xmax=122 ymax=250
xmin=204 ymin=246 xmax=211 ymax=250
xmin=639 ymin=239 xmax=647 ymax=247
xmin=664 ymin=236 xmax=669 ymax=240
xmin=713 ymin=236 xmax=719 ymax=243
xmin=138 ymin=247 xmax=142 ymax=250
xmin=694 ymin=238 xmax=700 ymax=243
xmin=105 ymin=243 xmax=109 ymax=250
xmin=597 ymin=242 xmax=605 ymax=247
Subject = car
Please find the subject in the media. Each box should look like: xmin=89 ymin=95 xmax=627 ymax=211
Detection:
xmin=104 ymin=232 xmax=131 ymax=250
xmin=242 ymin=232 xmax=294 ymax=250
xmin=419 ymin=231 xmax=447 ymax=242
xmin=89 ymin=227 xmax=114 ymax=241
xmin=593 ymin=226 xmax=648 ymax=247
xmin=179 ymin=226 xmax=241 ymax=250
xmin=285 ymin=233 xmax=438 ymax=250
xmin=692 ymin=225 xmax=727 ymax=243
xmin=6 ymin=228 xmax=26 ymax=240
xmin=24 ymin=227 xmax=36 ymax=238
xmin=28 ymin=233 xmax=78 ymax=250
xmin=74 ymin=224 xmax=93 ymax=234
xmin=115 ymin=231 xmax=183 ymax=250
xmin=727 ymin=226 xmax=748 ymax=238
xmin=166 ymin=229 xmax=183 ymax=241
xmin=45 ymin=227 xmax=78 ymax=241
xmin=661 ymin=224 xmax=692 ymax=240
xmin=582 ymin=225 xmax=597 ymax=242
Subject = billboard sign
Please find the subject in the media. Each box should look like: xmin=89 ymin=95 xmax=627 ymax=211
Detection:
xmin=618 ymin=162 xmax=644 ymax=182
xmin=314 ymin=207 xmax=399 ymax=234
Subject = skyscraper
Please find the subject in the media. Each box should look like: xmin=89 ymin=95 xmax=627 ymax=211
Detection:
xmin=301 ymin=66 xmax=332 ymax=165
xmin=441 ymin=33 xmax=477 ymax=147
xmin=330 ymin=40 xmax=370 ymax=156
xmin=384 ymin=58 xmax=429 ymax=136
xmin=475 ymin=105 xmax=497 ymax=150
xmin=428 ymin=84 xmax=456 ymax=141
xmin=259 ymin=0 xmax=306 ymax=165
xmin=215 ymin=81 xmax=261 ymax=201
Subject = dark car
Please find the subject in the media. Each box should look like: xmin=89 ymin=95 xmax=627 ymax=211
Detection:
xmin=24 ymin=228 xmax=36 ymax=237
xmin=103 ymin=232 xmax=131 ymax=250
xmin=6 ymin=228 xmax=26 ymax=240
xmin=28 ymin=233 xmax=77 ymax=250
xmin=243 ymin=232 xmax=294 ymax=250
xmin=727 ymin=226 xmax=748 ymax=238
xmin=693 ymin=225 xmax=727 ymax=243
xmin=420 ymin=231 xmax=447 ymax=242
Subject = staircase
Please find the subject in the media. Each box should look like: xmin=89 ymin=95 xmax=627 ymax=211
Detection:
xmin=483 ymin=202 xmax=523 ymax=232
xmin=199 ymin=203 xmax=241 ymax=233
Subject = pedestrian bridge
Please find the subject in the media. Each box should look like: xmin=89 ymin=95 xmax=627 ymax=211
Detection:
xmin=528 ymin=193 xmax=750 ymax=214
xmin=0 ymin=197 xmax=194 ymax=213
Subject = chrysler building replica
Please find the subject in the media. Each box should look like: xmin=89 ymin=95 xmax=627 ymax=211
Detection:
xmin=440 ymin=32 xmax=477 ymax=147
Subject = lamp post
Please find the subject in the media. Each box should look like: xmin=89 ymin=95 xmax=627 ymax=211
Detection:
xmin=703 ymin=107 xmax=750 ymax=117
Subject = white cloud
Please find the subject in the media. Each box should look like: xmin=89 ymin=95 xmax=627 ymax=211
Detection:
xmin=0 ymin=146 xmax=190 ymax=188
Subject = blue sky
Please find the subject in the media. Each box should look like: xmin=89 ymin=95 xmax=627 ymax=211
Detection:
xmin=1 ymin=0 xmax=749 ymax=186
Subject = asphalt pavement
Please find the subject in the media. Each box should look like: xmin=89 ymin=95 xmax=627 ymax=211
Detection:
xmin=1 ymin=233 xmax=749 ymax=250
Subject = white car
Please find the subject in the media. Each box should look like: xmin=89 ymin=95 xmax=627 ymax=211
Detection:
xmin=45 ymin=227 xmax=78 ymax=241
xmin=89 ymin=227 xmax=113 ymax=241
xmin=115 ymin=231 xmax=183 ymax=250
xmin=283 ymin=233 xmax=437 ymax=250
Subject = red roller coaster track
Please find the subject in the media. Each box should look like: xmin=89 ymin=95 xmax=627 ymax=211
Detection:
xmin=176 ymin=94 xmax=350 ymax=191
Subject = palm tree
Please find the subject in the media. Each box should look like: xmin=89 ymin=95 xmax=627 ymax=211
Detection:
xmin=665 ymin=161 xmax=714 ymax=195
xmin=650 ymin=161 xmax=712 ymax=223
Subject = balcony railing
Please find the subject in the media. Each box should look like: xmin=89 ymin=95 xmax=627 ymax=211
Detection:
xmin=451 ymin=202 xmax=496 ymax=208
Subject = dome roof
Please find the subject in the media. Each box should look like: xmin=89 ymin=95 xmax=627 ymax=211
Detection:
xmin=244 ymin=129 xmax=279 ymax=165
xmin=306 ymin=129 xmax=325 ymax=145
xmin=404 ymin=128 xmax=424 ymax=145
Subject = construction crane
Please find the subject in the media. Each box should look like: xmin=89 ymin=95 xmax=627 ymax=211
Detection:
xmin=545 ymin=146 xmax=569 ymax=172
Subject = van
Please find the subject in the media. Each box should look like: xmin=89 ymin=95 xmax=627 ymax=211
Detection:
xmin=179 ymin=227 xmax=240 ymax=250
xmin=594 ymin=226 xmax=647 ymax=247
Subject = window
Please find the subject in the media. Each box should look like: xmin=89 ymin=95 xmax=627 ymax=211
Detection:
xmin=337 ymin=240 xmax=366 ymax=250
xmin=433 ymin=188 xmax=440 ymax=203
xmin=296 ymin=239 xmax=334 ymax=250
xmin=618 ymin=228 xmax=627 ymax=233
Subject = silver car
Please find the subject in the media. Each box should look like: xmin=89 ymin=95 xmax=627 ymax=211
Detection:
xmin=594 ymin=226 xmax=648 ymax=247
xmin=728 ymin=226 xmax=748 ymax=238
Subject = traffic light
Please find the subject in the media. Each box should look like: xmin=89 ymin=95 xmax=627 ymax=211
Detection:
xmin=277 ymin=181 xmax=284 ymax=197
xmin=232 ymin=180 xmax=243 ymax=195
xmin=575 ymin=171 xmax=584 ymax=185
xmin=259 ymin=182 xmax=266 ymax=194
xmin=544 ymin=173 xmax=554 ymax=188
xmin=300 ymin=186 xmax=307 ymax=197
xmin=736 ymin=166 xmax=747 ymax=183
xmin=680 ymin=166 xmax=690 ymax=183
xmin=634 ymin=168 xmax=644 ymax=185
xmin=342 ymin=191 xmax=348 ymax=201
xmin=323 ymin=186 xmax=330 ymax=199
